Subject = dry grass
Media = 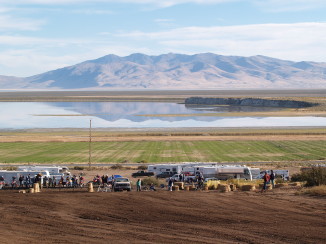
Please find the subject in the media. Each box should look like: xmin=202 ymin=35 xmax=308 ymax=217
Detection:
xmin=298 ymin=185 xmax=326 ymax=196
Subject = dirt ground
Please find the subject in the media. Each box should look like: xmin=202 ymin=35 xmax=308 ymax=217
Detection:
xmin=0 ymin=188 xmax=325 ymax=244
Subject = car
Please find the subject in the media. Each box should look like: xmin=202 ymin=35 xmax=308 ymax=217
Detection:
xmin=131 ymin=171 xmax=154 ymax=178
xmin=112 ymin=177 xmax=131 ymax=192
xmin=156 ymin=172 xmax=176 ymax=178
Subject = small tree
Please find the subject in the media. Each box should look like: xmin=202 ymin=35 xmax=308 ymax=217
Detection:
xmin=292 ymin=166 xmax=326 ymax=186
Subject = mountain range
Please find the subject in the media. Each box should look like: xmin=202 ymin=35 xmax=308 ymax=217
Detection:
xmin=1 ymin=53 xmax=326 ymax=89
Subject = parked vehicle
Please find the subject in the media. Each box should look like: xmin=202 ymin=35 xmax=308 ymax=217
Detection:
xmin=0 ymin=170 xmax=51 ymax=187
xmin=156 ymin=171 xmax=175 ymax=178
xmin=18 ymin=165 xmax=70 ymax=175
xmin=112 ymin=177 xmax=131 ymax=192
xmin=170 ymin=173 xmax=196 ymax=182
xmin=132 ymin=171 xmax=154 ymax=178
xmin=148 ymin=164 xmax=182 ymax=175
xmin=260 ymin=170 xmax=290 ymax=180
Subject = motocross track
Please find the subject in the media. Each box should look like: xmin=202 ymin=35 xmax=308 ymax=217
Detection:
xmin=0 ymin=189 xmax=325 ymax=244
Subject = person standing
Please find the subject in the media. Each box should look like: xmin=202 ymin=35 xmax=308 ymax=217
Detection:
xmin=261 ymin=171 xmax=270 ymax=193
xmin=18 ymin=175 xmax=24 ymax=187
xmin=270 ymin=170 xmax=275 ymax=189
xmin=136 ymin=179 xmax=142 ymax=192
xmin=168 ymin=178 xmax=174 ymax=191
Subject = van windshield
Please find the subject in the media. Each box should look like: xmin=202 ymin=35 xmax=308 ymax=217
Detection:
xmin=115 ymin=178 xmax=129 ymax=182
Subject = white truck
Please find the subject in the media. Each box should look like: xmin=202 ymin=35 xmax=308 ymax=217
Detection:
xmin=112 ymin=177 xmax=131 ymax=192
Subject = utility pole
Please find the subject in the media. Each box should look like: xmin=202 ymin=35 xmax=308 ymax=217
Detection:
xmin=89 ymin=119 xmax=92 ymax=168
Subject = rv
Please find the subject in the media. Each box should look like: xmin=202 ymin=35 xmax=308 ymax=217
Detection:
xmin=216 ymin=165 xmax=253 ymax=180
xmin=0 ymin=170 xmax=50 ymax=186
xmin=148 ymin=164 xmax=182 ymax=175
xmin=260 ymin=170 xmax=290 ymax=180
xmin=192 ymin=166 xmax=218 ymax=178
xmin=18 ymin=165 xmax=70 ymax=175
xmin=249 ymin=168 xmax=261 ymax=179
xmin=148 ymin=162 xmax=218 ymax=176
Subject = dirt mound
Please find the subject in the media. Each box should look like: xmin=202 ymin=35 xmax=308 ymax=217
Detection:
xmin=0 ymin=189 xmax=325 ymax=243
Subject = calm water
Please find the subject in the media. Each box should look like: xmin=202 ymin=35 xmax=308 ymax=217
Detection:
xmin=0 ymin=102 xmax=325 ymax=129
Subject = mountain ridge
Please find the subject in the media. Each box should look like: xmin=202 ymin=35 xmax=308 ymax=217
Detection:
xmin=1 ymin=53 xmax=326 ymax=89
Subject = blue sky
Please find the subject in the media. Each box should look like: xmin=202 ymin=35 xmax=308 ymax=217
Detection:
xmin=0 ymin=0 xmax=326 ymax=77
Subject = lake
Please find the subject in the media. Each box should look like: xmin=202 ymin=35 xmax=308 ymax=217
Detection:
xmin=0 ymin=102 xmax=325 ymax=129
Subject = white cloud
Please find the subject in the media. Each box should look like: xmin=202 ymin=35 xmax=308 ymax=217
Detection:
xmin=0 ymin=15 xmax=44 ymax=31
xmin=1 ymin=22 xmax=325 ymax=77
xmin=253 ymin=0 xmax=326 ymax=12
xmin=117 ymin=22 xmax=326 ymax=62
xmin=1 ymin=0 xmax=325 ymax=10
xmin=71 ymin=9 xmax=113 ymax=15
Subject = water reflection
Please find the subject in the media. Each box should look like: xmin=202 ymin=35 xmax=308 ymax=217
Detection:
xmin=0 ymin=102 xmax=325 ymax=129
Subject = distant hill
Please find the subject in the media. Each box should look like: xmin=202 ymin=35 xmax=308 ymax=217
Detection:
xmin=1 ymin=53 xmax=326 ymax=89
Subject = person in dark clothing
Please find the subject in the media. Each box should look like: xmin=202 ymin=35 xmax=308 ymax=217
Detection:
xmin=270 ymin=170 xmax=275 ymax=189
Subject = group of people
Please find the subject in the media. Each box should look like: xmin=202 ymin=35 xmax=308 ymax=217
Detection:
xmin=0 ymin=174 xmax=85 ymax=189
xmin=261 ymin=170 xmax=275 ymax=193
xmin=92 ymin=174 xmax=117 ymax=186
xmin=57 ymin=175 xmax=85 ymax=188
xmin=136 ymin=179 xmax=156 ymax=191
xmin=0 ymin=174 xmax=43 ymax=189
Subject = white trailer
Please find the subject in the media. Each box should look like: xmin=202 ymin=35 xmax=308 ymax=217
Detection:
xmin=192 ymin=166 xmax=218 ymax=178
xmin=260 ymin=170 xmax=290 ymax=180
xmin=0 ymin=170 xmax=50 ymax=185
xmin=18 ymin=165 xmax=70 ymax=175
xmin=216 ymin=165 xmax=253 ymax=180
xmin=148 ymin=164 xmax=182 ymax=175
xmin=250 ymin=168 xmax=261 ymax=179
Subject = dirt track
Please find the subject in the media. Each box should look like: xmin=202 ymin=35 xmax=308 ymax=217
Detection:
xmin=0 ymin=189 xmax=325 ymax=243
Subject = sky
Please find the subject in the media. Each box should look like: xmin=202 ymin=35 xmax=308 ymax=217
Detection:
xmin=0 ymin=0 xmax=325 ymax=77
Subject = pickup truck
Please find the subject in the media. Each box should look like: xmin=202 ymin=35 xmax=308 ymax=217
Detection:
xmin=131 ymin=171 xmax=154 ymax=178
xmin=112 ymin=177 xmax=131 ymax=192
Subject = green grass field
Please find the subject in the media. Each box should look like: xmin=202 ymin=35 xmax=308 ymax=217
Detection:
xmin=0 ymin=140 xmax=325 ymax=164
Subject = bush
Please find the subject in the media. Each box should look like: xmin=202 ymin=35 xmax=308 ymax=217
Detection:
xmin=2 ymin=166 xmax=18 ymax=171
xmin=292 ymin=166 xmax=326 ymax=186
xmin=137 ymin=160 xmax=148 ymax=164
xmin=137 ymin=165 xmax=147 ymax=170
xmin=141 ymin=177 xmax=161 ymax=186
xmin=291 ymin=173 xmax=306 ymax=182
xmin=275 ymin=178 xmax=286 ymax=184
xmin=110 ymin=164 xmax=124 ymax=170
xmin=73 ymin=166 xmax=85 ymax=170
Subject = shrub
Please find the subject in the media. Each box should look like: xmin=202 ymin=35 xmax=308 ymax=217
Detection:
xmin=275 ymin=178 xmax=286 ymax=184
xmin=73 ymin=166 xmax=85 ymax=170
xmin=137 ymin=160 xmax=148 ymax=164
xmin=2 ymin=166 xmax=18 ymax=171
xmin=110 ymin=164 xmax=124 ymax=170
xmin=137 ymin=165 xmax=147 ymax=170
xmin=141 ymin=177 xmax=161 ymax=186
xmin=291 ymin=166 xmax=326 ymax=186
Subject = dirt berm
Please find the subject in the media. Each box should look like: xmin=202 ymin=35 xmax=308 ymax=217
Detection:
xmin=0 ymin=189 xmax=325 ymax=243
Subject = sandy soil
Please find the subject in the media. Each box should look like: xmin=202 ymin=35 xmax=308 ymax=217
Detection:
xmin=0 ymin=188 xmax=325 ymax=244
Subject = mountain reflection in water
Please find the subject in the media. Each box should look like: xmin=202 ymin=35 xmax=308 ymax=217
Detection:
xmin=0 ymin=102 xmax=325 ymax=129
